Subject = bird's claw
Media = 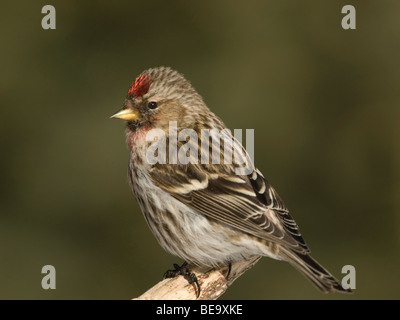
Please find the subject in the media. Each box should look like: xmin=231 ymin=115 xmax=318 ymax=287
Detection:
xmin=163 ymin=262 xmax=201 ymax=298
xmin=225 ymin=262 xmax=232 ymax=280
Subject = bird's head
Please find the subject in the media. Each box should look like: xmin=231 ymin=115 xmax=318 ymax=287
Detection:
xmin=111 ymin=67 xmax=208 ymax=133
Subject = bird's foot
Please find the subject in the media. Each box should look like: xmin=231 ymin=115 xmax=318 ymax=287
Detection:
xmin=163 ymin=262 xmax=200 ymax=298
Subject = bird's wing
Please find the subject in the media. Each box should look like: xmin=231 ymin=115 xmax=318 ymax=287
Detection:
xmin=148 ymin=131 xmax=309 ymax=254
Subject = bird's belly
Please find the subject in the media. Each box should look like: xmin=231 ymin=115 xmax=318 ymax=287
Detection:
xmin=134 ymin=184 xmax=266 ymax=267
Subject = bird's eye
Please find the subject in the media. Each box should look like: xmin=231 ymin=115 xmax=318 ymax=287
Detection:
xmin=148 ymin=101 xmax=158 ymax=109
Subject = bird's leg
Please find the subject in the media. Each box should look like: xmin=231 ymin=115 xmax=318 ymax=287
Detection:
xmin=225 ymin=262 xmax=232 ymax=280
xmin=163 ymin=262 xmax=200 ymax=298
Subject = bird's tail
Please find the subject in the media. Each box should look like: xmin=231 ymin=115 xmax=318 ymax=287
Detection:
xmin=280 ymin=249 xmax=352 ymax=293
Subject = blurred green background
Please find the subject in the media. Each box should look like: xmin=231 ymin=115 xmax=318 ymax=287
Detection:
xmin=0 ymin=0 xmax=399 ymax=299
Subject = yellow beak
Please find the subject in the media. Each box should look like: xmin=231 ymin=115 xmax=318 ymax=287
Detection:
xmin=110 ymin=108 xmax=139 ymax=121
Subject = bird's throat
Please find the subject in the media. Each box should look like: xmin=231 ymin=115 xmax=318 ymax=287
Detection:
xmin=125 ymin=125 xmax=152 ymax=149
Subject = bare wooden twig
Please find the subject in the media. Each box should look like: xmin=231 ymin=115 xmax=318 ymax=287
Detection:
xmin=133 ymin=256 xmax=261 ymax=300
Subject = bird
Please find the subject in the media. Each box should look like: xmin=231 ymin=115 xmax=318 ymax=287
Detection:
xmin=111 ymin=66 xmax=351 ymax=296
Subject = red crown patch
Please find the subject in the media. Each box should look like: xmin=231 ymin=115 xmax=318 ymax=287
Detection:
xmin=127 ymin=74 xmax=151 ymax=98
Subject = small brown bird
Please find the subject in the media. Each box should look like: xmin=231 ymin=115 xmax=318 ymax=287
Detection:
xmin=112 ymin=66 xmax=350 ymax=295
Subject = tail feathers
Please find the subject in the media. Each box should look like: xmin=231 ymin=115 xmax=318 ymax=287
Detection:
xmin=281 ymin=249 xmax=352 ymax=294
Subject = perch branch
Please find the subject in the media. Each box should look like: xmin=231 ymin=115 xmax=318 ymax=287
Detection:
xmin=133 ymin=256 xmax=261 ymax=300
